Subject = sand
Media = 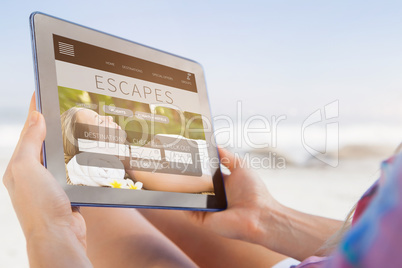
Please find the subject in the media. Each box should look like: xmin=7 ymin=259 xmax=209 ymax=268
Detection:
xmin=0 ymin=158 xmax=30 ymax=268
xmin=0 ymin=150 xmax=386 ymax=267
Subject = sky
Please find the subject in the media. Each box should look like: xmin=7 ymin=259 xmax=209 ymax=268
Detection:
xmin=1 ymin=0 xmax=402 ymax=126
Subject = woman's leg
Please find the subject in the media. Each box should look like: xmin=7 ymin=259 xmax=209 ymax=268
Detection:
xmin=139 ymin=209 xmax=288 ymax=268
xmin=81 ymin=207 xmax=197 ymax=268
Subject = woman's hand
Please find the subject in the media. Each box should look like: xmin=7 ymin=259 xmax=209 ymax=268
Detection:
xmin=187 ymin=148 xmax=281 ymax=243
xmin=3 ymin=95 xmax=92 ymax=267
xmin=187 ymin=148 xmax=343 ymax=261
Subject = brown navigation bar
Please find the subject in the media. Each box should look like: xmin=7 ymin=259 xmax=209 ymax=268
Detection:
xmin=53 ymin=34 xmax=197 ymax=93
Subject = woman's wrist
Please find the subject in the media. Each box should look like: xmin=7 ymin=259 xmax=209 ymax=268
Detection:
xmin=247 ymin=200 xmax=288 ymax=252
xmin=248 ymin=201 xmax=342 ymax=261
xmin=26 ymin=226 xmax=92 ymax=268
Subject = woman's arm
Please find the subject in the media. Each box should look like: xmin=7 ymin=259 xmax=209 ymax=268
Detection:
xmin=5 ymin=96 xmax=196 ymax=268
xmin=26 ymin=226 xmax=90 ymax=268
xmin=188 ymin=148 xmax=342 ymax=261
xmin=3 ymin=99 xmax=92 ymax=268
xmin=253 ymin=202 xmax=342 ymax=260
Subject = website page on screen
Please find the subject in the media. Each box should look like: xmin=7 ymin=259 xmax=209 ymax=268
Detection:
xmin=53 ymin=34 xmax=214 ymax=195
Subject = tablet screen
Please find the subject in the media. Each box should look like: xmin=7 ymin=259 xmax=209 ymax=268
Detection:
xmin=53 ymin=34 xmax=215 ymax=195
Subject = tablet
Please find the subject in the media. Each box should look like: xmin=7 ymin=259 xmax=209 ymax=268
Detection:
xmin=30 ymin=12 xmax=227 ymax=211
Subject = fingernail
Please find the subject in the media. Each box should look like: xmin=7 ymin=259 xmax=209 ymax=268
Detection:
xmin=29 ymin=111 xmax=39 ymax=127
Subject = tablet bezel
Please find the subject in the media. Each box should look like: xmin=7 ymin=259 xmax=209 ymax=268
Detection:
xmin=30 ymin=12 xmax=227 ymax=211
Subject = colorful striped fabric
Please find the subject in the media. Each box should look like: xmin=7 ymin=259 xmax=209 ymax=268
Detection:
xmin=294 ymin=153 xmax=402 ymax=268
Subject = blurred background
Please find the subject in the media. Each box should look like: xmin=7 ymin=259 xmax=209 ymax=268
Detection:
xmin=1 ymin=1 xmax=402 ymax=267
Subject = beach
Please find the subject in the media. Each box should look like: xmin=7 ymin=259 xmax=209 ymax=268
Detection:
xmin=2 ymin=1 xmax=402 ymax=266
xmin=0 ymin=158 xmax=29 ymax=267
xmin=0 ymin=125 xmax=392 ymax=267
